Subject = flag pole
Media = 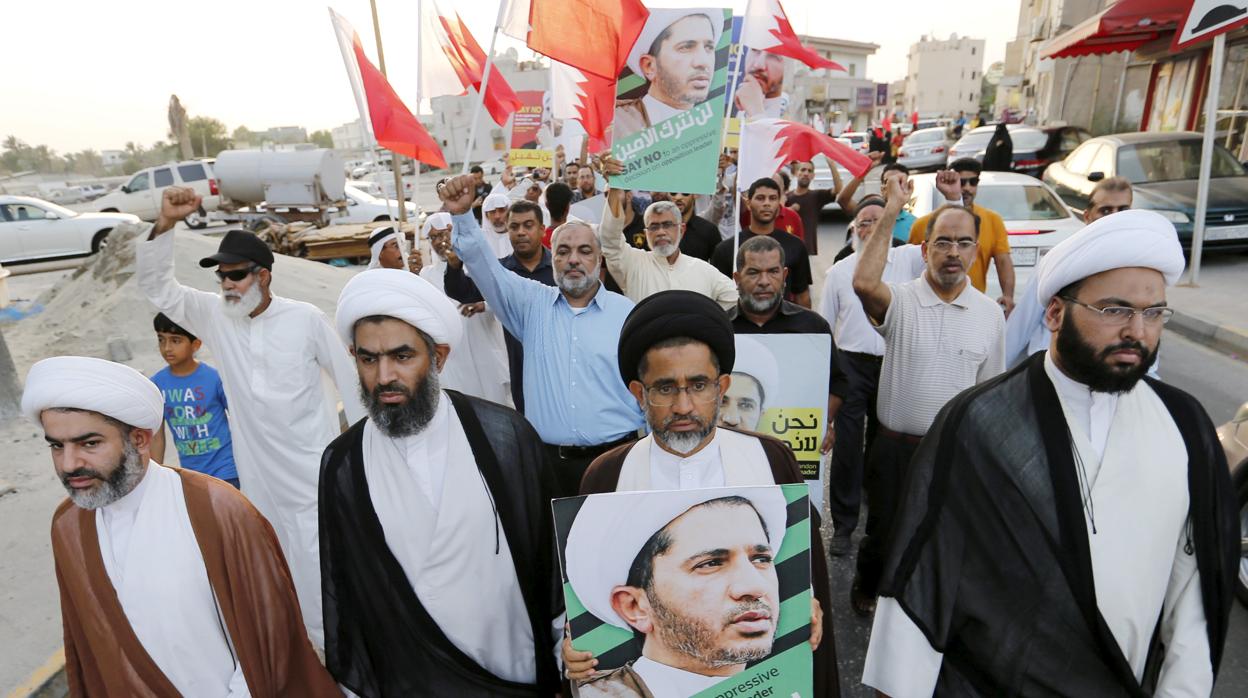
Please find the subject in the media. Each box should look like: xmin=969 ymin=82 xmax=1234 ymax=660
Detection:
xmin=460 ymin=1 xmax=506 ymax=175
xmin=414 ymin=0 xmax=427 ymax=265
xmin=369 ymin=0 xmax=408 ymax=225
xmin=727 ymin=39 xmax=748 ymax=274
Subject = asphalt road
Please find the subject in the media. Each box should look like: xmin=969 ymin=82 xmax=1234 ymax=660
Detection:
xmin=809 ymin=214 xmax=1248 ymax=696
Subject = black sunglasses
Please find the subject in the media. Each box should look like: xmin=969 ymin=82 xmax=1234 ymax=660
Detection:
xmin=215 ymin=266 xmax=260 ymax=282
xmin=961 ymin=177 xmax=980 ymax=187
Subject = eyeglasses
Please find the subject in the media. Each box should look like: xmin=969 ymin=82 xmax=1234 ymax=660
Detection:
xmin=215 ymin=266 xmax=260 ymax=282
xmin=1060 ymin=296 xmax=1174 ymax=325
xmin=960 ymin=177 xmax=980 ymax=187
xmin=646 ymin=221 xmax=679 ymax=233
xmin=643 ymin=378 xmax=721 ymax=407
xmin=929 ymin=239 xmax=976 ymax=252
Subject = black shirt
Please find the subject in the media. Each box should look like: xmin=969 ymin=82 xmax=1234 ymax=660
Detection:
xmin=680 ymin=214 xmax=721 ymax=261
xmin=728 ymin=301 xmax=849 ymax=399
xmin=711 ymin=230 xmax=813 ymax=295
xmin=444 ymin=249 xmax=555 ymax=413
xmin=470 ymin=182 xmax=491 ymax=222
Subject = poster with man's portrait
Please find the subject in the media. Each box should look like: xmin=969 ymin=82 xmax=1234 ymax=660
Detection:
xmin=721 ymin=335 xmax=830 ymax=505
xmin=610 ymin=7 xmax=731 ymax=195
xmin=555 ymin=485 xmax=813 ymax=698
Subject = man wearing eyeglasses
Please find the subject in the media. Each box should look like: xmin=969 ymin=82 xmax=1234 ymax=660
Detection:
xmin=567 ymin=290 xmax=841 ymax=698
xmin=908 ymin=159 xmax=1016 ymax=316
xmin=596 ymin=155 xmax=737 ymax=309
xmin=136 ymin=186 xmax=366 ymax=650
xmin=863 ymin=209 xmax=1237 ymax=698
xmin=850 ymin=174 xmax=1006 ymax=617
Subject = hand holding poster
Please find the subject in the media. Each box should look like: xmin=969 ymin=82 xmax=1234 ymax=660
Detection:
xmin=722 ymin=335 xmax=831 ymax=504
xmin=510 ymin=90 xmax=554 ymax=168
xmin=555 ymin=485 xmax=814 ymax=698
xmin=611 ymin=8 xmax=731 ymax=195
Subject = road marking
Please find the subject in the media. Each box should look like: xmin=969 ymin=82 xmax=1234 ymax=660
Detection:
xmin=4 ymin=647 xmax=64 ymax=698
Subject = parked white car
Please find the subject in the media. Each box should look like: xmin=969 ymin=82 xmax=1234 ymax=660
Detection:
xmin=93 ymin=160 xmax=220 ymax=228
xmin=330 ymin=184 xmax=418 ymax=225
xmin=0 ymin=195 xmax=140 ymax=264
xmin=898 ymin=127 xmax=955 ymax=172
xmin=908 ymin=171 xmax=1085 ymax=298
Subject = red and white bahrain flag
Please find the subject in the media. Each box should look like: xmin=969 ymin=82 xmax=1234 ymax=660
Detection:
xmin=427 ymin=0 xmax=522 ymax=127
xmin=501 ymin=0 xmax=649 ymax=80
xmin=329 ymin=8 xmax=446 ymax=169
xmin=743 ymin=0 xmax=846 ymax=71
xmin=550 ymin=61 xmax=615 ymax=151
xmin=738 ymin=118 xmax=871 ymax=191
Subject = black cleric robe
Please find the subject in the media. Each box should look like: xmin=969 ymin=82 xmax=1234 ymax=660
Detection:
xmin=581 ymin=426 xmax=841 ymax=698
xmin=319 ymin=390 xmax=562 ymax=697
xmin=879 ymin=352 xmax=1238 ymax=696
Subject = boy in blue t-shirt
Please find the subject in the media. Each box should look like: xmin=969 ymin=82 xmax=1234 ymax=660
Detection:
xmin=149 ymin=313 xmax=239 ymax=488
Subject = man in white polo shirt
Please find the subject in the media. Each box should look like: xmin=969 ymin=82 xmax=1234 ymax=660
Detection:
xmin=819 ymin=196 xmax=926 ymax=556
xmin=849 ymin=175 xmax=1005 ymax=615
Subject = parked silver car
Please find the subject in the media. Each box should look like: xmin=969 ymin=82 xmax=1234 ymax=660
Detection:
xmin=898 ymin=127 xmax=954 ymax=172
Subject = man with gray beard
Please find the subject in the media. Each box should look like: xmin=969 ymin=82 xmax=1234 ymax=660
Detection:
xmin=440 ymin=174 xmax=644 ymax=499
xmin=728 ymin=236 xmax=847 ymax=457
xmin=24 ymin=356 xmax=338 ymax=697
xmin=319 ymin=269 xmax=561 ymax=697
xmin=136 ymin=186 xmax=365 ymax=648
xmin=568 ymin=290 xmax=841 ymax=697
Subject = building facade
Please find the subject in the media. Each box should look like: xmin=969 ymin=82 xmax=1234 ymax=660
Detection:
xmin=786 ymin=36 xmax=879 ymax=132
xmin=428 ymin=48 xmax=549 ymax=166
xmin=903 ymin=34 xmax=986 ymax=118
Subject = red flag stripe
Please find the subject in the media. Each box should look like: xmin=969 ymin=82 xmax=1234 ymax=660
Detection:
xmin=351 ymin=36 xmax=447 ymax=169
xmin=526 ymin=0 xmax=649 ymax=80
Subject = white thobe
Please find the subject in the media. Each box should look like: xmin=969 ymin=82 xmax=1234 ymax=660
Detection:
xmin=483 ymin=225 xmax=514 ymax=259
xmin=420 ymin=258 xmax=512 ymax=406
xmin=616 ymin=429 xmax=777 ymax=492
xmin=97 ymin=462 xmax=248 ymax=696
xmin=361 ymin=392 xmax=536 ymax=683
xmin=632 ymin=657 xmax=723 ymax=698
xmin=136 ymin=229 xmax=366 ymax=647
xmin=863 ymin=354 xmax=1212 ymax=697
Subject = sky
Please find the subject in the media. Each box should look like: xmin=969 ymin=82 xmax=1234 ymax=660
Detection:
xmin=2 ymin=0 xmax=1020 ymax=154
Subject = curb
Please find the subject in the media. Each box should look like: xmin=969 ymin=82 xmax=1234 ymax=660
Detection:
xmin=5 ymin=649 xmax=66 ymax=698
xmin=1169 ymin=309 xmax=1248 ymax=360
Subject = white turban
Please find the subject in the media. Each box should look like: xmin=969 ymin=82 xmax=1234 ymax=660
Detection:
xmin=483 ymin=192 xmax=511 ymax=213
xmin=731 ymin=335 xmax=779 ymax=406
xmin=626 ymin=9 xmax=724 ymax=81
xmin=565 ymin=487 xmax=789 ymax=630
xmin=366 ymin=226 xmax=404 ymax=270
xmin=1035 ymin=209 xmax=1185 ymax=304
xmin=22 ymin=356 xmax=164 ymax=432
xmin=336 ymin=268 xmax=464 ymax=348
xmin=421 ymin=212 xmax=453 ymax=237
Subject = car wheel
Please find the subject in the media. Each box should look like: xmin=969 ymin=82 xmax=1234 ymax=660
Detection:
xmin=1236 ymin=462 xmax=1248 ymax=607
xmin=373 ymin=215 xmax=393 ymax=222
xmin=91 ymin=229 xmax=112 ymax=253
xmin=185 ymin=206 xmax=207 ymax=229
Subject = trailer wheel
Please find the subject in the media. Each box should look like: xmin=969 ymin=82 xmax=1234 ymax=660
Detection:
xmin=185 ymin=206 xmax=207 ymax=229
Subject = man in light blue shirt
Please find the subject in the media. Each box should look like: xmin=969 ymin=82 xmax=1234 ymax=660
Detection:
xmin=438 ymin=174 xmax=644 ymax=497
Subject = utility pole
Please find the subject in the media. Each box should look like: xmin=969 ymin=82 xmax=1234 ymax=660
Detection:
xmin=369 ymin=0 xmax=408 ymax=226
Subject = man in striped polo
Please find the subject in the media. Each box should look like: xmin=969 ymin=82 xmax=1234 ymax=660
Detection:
xmin=849 ymin=173 xmax=1006 ymax=615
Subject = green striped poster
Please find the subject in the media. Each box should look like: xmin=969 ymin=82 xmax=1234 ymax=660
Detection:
xmin=554 ymin=484 xmax=814 ymax=697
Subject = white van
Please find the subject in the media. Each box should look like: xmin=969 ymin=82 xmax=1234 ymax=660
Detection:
xmin=93 ymin=160 xmax=220 ymax=228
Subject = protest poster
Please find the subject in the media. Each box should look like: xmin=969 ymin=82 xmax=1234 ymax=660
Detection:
xmin=610 ymin=8 xmax=731 ymax=195
xmin=554 ymin=485 xmax=813 ymax=698
xmin=510 ymin=90 xmax=553 ymax=169
xmin=722 ymin=334 xmax=831 ymax=505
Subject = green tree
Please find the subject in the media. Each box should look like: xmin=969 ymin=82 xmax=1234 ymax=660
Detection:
xmin=232 ymin=125 xmax=256 ymax=148
xmin=309 ymin=129 xmax=334 ymax=149
xmin=187 ymin=116 xmax=230 ymax=158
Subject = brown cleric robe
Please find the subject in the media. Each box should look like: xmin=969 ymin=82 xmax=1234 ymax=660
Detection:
xmin=580 ymin=426 xmax=842 ymax=698
xmin=51 ymin=467 xmax=340 ymax=697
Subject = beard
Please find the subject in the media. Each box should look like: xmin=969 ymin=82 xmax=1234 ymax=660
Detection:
xmin=652 ymin=242 xmax=678 ymax=258
xmin=361 ymin=369 xmax=442 ymax=438
xmin=655 ymin=65 xmax=710 ymax=109
xmin=222 ymin=283 xmax=263 ymax=320
xmin=929 ymin=262 xmax=966 ymax=289
xmin=1055 ymin=311 xmax=1157 ymax=394
xmin=650 ymin=403 xmax=718 ymax=455
xmin=741 ymin=288 xmax=782 ymax=315
xmin=556 ymin=260 xmax=601 ymax=297
xmin=62 ymin=440 xmax=145 ymax=510
xmin=647 ymin=585 xmax=774 ymax=668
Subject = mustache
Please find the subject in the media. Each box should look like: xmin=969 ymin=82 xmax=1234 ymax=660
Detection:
xmin=61 ymin=467 xmax=104 ymax=482
xmin=1099 ymin=340 xmax=1148 ymax=360
xmin=724 ymin=599 xmax=773 ymax=627
xmin=661 ymin=413 xmax=710 ymax=430
xmin=371 ymin=381 xmax=412 ymax=398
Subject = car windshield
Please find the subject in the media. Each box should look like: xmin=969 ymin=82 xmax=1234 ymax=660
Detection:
xmin=34 ymin=200 xmax=78 ymax=218
xmin=1116 ymin=141 xmax=1246 ymax=183
xmin=1012 ymin=130 xmax=1049 ymax=151
xmin=974 ymin=184 xmax=1071 ymax=221
xmin=908 ymin=130 xmax=942 ymax=144
xmin=344 ymin=185 xmax=377 ymax=202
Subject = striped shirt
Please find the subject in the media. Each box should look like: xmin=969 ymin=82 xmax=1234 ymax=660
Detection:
xmin=875 ymin=276 xmax=1006 ymax=434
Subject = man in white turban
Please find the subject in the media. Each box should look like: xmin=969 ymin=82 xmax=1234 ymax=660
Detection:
xmin=366 ymin=226 xmax=405 ymax=270
xmin=135 ymin=186 xmax=365 ymax=648
xmin=863 ymin=208 xmax=1239 ymax=697
xmin=614 ymin=9 xmax=723 ymax=142
xmin=565 ymin=487 xmax=788 ymax=697
xmin=319 ymin=269 xmax=563 ymax=697
xmin=24 ymin=356 xmax=339 ymax=697
xmin=481 ymin=191 xmax=515 ymax=258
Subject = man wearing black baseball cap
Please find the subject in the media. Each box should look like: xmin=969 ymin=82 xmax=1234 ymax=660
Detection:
xmin=136 ymin=186 xmax=365 ymax=651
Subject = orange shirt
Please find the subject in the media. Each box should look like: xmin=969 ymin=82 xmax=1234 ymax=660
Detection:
xmin=908 ymin=203 xmax=1010 ymax=292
